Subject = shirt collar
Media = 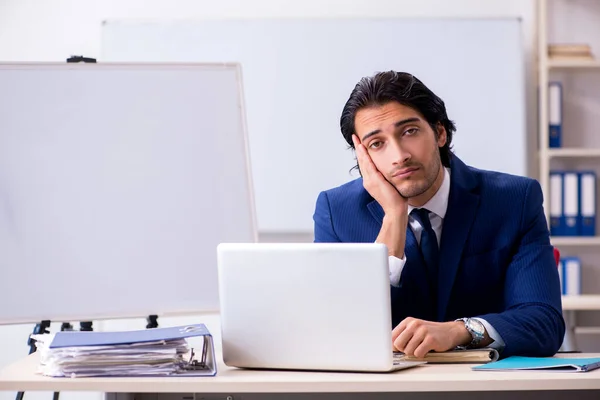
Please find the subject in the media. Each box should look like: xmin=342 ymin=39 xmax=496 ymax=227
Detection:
xmin=407 ymin=167 xmax=450 ymax=219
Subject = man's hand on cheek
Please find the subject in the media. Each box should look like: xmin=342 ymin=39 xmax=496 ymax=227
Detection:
xmin=352 ymin=134 xmax=407 ymax=216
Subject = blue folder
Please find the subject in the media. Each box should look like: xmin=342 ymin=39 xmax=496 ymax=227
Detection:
xmin=473 ymin=356 xmax=600 ymax=372
xmin=49 ymin=323 xmax=210 ymax=348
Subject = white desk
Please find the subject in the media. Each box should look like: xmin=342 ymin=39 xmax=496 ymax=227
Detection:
xmin=1 ymin=353 xmax=600 ymax=400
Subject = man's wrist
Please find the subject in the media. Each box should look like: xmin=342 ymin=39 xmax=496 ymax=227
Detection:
xmin=383 ymin=210 xmax=405 ymax=220
xmin=451 ymin=321 xmax=472 ymax=348
xmin=378 ymin=214 xmax=407 ymax=258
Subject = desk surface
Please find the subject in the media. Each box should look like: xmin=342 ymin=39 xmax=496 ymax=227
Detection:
xmin=1 ymin=353 xmax=600 ymax=393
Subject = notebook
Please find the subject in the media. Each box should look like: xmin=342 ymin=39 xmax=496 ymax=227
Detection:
xmin=396 ymin=348 xmax=499 ymax=364
xmin=473 ymin=356 xmax=600 ymax=372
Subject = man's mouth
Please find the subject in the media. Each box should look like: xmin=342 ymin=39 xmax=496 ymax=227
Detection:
xmin=392 ymin=167 xmax=419 ymax=178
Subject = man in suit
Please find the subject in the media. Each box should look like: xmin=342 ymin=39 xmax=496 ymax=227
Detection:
xmin=313 ymin=71 xmax=565 ymax=358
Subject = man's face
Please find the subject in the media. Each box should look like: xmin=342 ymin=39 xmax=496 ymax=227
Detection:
xmin=354 ymin=101 xmax=446 ymax=200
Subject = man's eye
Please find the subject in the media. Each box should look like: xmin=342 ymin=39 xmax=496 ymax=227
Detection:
xmin=405 ymin=128 xmax=418 ymax=136
xmin=368 ymin=141 xmax=382 ymax=149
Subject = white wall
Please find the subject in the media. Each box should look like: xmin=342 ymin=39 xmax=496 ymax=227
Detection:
xmin=0 ymin=1 xmax=538 ymax=400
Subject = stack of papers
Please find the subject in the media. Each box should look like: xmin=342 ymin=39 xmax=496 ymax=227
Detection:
xmin=32 ymin=324 xmax=217 ymax=378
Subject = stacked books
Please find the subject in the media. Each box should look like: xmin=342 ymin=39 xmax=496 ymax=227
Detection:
xmin=548 ymin=44 xmax=594 ymax=61
xmin=32 ymin=323 xmax=217 ymax=378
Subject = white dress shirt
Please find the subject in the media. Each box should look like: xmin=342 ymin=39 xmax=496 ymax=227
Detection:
xmin=387 ymin=167 xmax=505 ymax=351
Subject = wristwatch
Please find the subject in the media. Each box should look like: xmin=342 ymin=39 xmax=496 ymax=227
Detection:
xmin=456 ymin=317 xmax=485 ymax=348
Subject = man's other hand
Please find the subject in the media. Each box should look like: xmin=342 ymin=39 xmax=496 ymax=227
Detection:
xmin=392 ymin=317 xmax=471 ymax=358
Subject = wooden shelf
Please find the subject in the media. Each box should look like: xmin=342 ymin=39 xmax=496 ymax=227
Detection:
xmin=562 ymin=295 xmax=600 ymax=310
xmin=548 ymin=58 xmax=600 ymax=69
xmin=547 ymin=148 xmax=600 ymax=157
xmin=551 ymin=237 xmax=600 ymax=246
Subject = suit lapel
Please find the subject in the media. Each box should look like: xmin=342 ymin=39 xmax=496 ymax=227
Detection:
xmin=367 ymin=200 xmax=385 ymax=225
xmin=437 ymin=157 xmax=480 ymax=321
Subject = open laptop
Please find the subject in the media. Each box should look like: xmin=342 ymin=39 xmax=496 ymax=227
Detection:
xmin=216 ymin=242 xmax=426 ymax=372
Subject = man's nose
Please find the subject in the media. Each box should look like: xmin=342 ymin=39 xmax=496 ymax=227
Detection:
xmin=391 ymin=141 xmax=410 ymax=165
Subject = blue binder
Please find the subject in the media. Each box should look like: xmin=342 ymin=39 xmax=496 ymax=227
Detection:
xmin=473 ymin=356 xmax=600 ymax=372
xmin=563 ymin=171 xmax=579 ymax=236
xmin=578 ymin=171 xmax=596 ymax=236
xmin=549 ymin=171 xmax=565 ymax=236
xmin=47 ymin=323 xmax=217 ymax=376
xmin=548 ymin=82 xmax=562 ymax=148
xmin=49 ymin=323 xmax=210 ymax=348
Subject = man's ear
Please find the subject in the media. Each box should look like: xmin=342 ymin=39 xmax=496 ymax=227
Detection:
xmin=436 ymin=122 xmax=447 ymax=147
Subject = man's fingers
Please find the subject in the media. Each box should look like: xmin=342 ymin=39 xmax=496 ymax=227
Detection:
xmin=392 ymin=317 xmax=412 ymax=340
xmin=403 ymin=327 xmax=427 ymax=356
xmin=352 ymin=135 xmax=377 ymax=175
xmin=413 ymin=337 xmax=435 ymax=359
xmin=393 ymin=329 xmax=414 ymax=353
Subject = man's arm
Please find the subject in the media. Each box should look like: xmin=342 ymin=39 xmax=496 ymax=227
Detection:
xmin=475 ymin=180 xmax=565 ymax=357
xmin=392 ymin=181 xmax=564 ymax=358
xmin=352 ymin=135 xmax=408 ymax=256
xmin=314 ymin=191 xmax=341 ymax=243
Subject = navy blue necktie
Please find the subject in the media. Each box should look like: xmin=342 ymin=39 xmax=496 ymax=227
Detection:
xmin=410 ymin=208 xmax=439 ymax=295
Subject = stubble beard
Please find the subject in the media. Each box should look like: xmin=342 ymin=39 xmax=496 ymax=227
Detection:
xmin=393 ymin=150 xmax=441 ymax=199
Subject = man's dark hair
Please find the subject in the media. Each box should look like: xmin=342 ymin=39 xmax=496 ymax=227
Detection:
xmin=340 ymin=71 xmax=456 ymax=169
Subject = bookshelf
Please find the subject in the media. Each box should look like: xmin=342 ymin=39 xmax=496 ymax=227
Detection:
xmin=538 ymin=0 xmax=600 ymax=253
xmin=538 ymin=0 xmax=600 ymax=350
xmin=547 ymin=149 xmax=600 ymax=158
xmin=547 ymin=59 xmax=600 ymax=69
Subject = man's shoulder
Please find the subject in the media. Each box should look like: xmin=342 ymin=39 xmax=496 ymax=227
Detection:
xmin=319 ymin=177 xmax=372 ymax=208
xmin=466 ymin=165 xmax=538 ymax=195
xmin=322 ymin=177 xmax=366 ymax=198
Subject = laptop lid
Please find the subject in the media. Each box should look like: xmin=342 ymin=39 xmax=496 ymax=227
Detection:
xmin=216 ymin=242 xmax=396 ymax=372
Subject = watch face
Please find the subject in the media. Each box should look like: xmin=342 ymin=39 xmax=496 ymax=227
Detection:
xmin=467 ymin=319 xmax=485 ymax=336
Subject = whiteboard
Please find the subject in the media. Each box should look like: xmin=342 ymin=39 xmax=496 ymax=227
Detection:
xmin=102 ymin=18 xmax=526 ymax=232
xmin=0 ymin=63 xmax=257 ymax=324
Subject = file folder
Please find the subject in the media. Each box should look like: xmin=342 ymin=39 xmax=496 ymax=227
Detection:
xmin=49 ymin=323 xmax=211 ymax=348
xmin=579 ymin=171 xmax=596 ymax=236
xmin=473 ymin=356 xmax=600 ymax=372
xmin=548 ymin=82 xmax=562 ymax=148
xmin=45 ymin=323 xmax=217 ymax=377
xmin=563 ymin=172 xmax=579 ymax=236
xmin=549 ymin=172 xmax=565 ymax=236
xmin=562 ymin=257 xmax=581 ymax=295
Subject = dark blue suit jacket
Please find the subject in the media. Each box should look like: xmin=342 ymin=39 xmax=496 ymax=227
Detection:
xmin=313 ymin=156 xmax=565 ymax=357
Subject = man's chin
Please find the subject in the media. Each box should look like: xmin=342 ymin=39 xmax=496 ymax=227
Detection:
xmin=396 ymin=184 xmax=428 ymax=199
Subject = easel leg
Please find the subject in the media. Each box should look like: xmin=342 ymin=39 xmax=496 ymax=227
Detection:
xmin=16 ymin=320 xmax=51 ymax=400
xmin=146 ymin=315 xmax=159 ymax=329
xmin=80 ymin=321 xmax=93 ymax=331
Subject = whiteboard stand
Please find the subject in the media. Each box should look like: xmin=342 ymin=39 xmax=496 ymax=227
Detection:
xmin=16 ymin=320 xmax=51 ymax=400
xmin=1 ymin=61 xmax=256 ymax=400
xmin=14 ymin=58 xmax=165 ymax=400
